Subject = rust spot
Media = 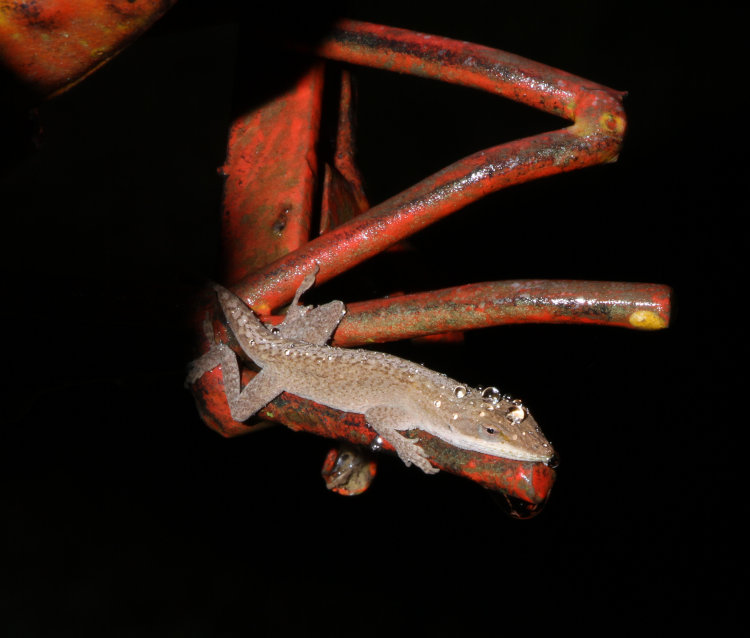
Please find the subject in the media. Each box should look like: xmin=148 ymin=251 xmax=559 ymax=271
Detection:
xmin=272 ymin=206 xmax=291 ymax=236
xmin=9 ymin=0 xmax=57 ymax=29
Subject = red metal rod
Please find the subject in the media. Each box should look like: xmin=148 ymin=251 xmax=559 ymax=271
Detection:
xmin=259 ymin=280 xmax=671 ymax=346
xmin=238 ymin=128 xmax=622 ymax=313
xmin=189 ymin=19 xmax=638 ymax=502
xmin=312 ymin=20 xmax=619 ymax=120
xmin=232 ymin=20 xmax=625 ymax=313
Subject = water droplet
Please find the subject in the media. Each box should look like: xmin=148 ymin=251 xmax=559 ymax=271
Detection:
xmin=271 ymin=327 xmax=280 ymax=335
xmin=490 ymin=491 xmax=548 ymax=520
xmin=434 ymin=400 xmax=441 ymax=408
xmin=452 ymin=413 xmax=458 ymax=420
xmin=370 ymin=436 xmax=383 ymax=452
xmin=454 ymin=385 xmax=467 ymax=398
xmin=507 ymin=405 xmax=526 ymax=423
xmin=284 ymin=349 xmax=291 ymax=355
xmin=481 ymin=387 xmax=501 ymax=403
xmin=479 ymin=411 xmax=486 ymax=417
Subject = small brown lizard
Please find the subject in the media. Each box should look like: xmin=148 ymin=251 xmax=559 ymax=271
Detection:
xmin=187 ymin=271 xmax=554 ymax=474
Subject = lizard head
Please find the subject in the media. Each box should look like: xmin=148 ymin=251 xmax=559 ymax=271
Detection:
xmin=443 ymin=386 xmax=555 ymax=464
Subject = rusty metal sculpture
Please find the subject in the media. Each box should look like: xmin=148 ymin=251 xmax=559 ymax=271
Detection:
xmin=0 ymin=5 xmax=670 ymax=509
xmin=193 ymin=20 xmax=669 ymax=506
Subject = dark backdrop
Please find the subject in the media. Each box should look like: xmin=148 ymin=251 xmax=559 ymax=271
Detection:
xmin=1 ymin=1 xmax=741 ymax=634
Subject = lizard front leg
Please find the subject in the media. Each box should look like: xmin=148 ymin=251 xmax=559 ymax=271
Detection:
xmin=364 ymin=406 xmax=439 ymax=474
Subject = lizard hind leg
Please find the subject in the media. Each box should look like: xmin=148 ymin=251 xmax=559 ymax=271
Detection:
xmin=186 ymin=342 xmax=284 ymax=422
xmin=365 ymin=406 xmax=439 ymax=475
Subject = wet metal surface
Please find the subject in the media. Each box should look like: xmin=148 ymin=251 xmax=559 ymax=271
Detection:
xmin=185 ymin=19 xmax=661 ymax=503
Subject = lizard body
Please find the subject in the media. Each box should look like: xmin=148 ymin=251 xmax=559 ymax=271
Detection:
xmin=187 ymin=272 xmax=554 ymax=474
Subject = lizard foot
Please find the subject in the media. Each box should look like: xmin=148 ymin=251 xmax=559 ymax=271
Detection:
xmin=365 ymin=406 xmax=440 ymax=475
xmin=387 ymin=431 xmax=439 ymax=475
xmin=184 ymin=344 xmax=226 ymax=387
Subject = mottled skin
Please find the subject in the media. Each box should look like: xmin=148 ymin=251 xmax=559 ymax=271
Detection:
xmin=187 ymin=271 xmax=554 ymax=474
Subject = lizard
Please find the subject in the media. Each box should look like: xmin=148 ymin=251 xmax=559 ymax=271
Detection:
xmin=186 ymin=269 xmax=555 ymax=474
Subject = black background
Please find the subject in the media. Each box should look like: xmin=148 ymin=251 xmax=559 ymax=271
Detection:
xmin=1 ymin=1 xmax=742 ymax=634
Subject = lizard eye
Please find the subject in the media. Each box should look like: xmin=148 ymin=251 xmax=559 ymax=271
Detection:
xmin=481 ymin=425 xmax=497 ymax=435
xmin=478 ymin=423 xmax=503 ymax=442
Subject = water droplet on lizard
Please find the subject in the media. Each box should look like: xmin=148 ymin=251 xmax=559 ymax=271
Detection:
xmin=481 ymin=387 xmax=500 ymax=403
xmin=507 ymin=405 xmax=526 ymax=424
xmin=454 ymin=385 xmax=467 ymax=398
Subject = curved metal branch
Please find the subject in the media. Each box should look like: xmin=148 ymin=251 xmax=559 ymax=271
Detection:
xmin=260 ymin=280 xmax=671 ymax=346
xmin=188 ymin=19 xmax=640 ymax=503
xmin=237 ymin=20 xmax=625 ymax=312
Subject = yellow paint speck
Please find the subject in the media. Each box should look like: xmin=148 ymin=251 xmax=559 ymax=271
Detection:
xmin=600 ymin=111 xmax=626 ymax=136
xmin=628 ymin=310 xmax=667 ymax=330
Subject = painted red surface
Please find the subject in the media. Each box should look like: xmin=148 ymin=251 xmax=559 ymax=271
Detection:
xmin=0 ymin=0 xmax=177 ymax=97
xmin=10 ymin=11 xmax=662 ymax=503
xmin=233 ymin=21 xmax=626 ymax=313
xmin=221 ymin=62 xmax=325 ymax=284
xmin=186 ymin=20 xmax=657 ymax=504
